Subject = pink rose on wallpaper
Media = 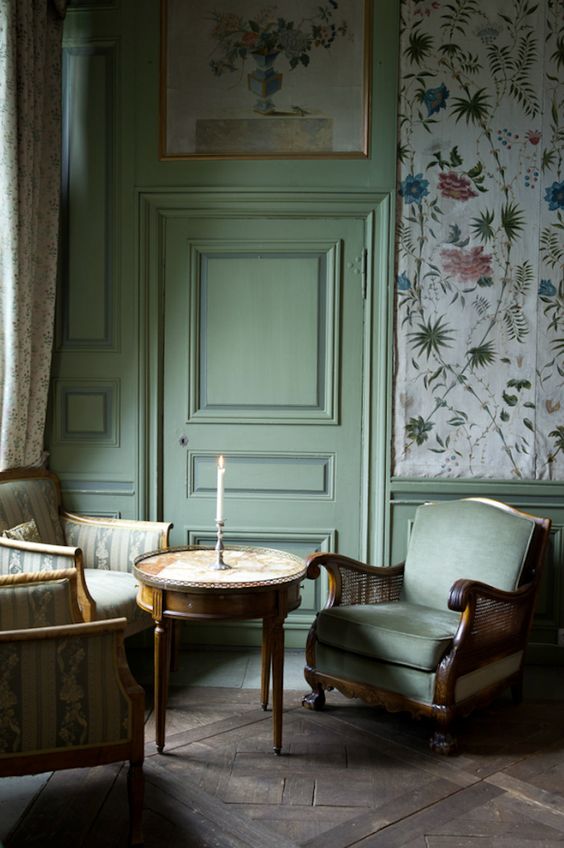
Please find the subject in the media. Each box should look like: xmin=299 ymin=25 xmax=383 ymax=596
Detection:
xmin=438 ymin=171 xmax=478 ymax=201
xmin=441 ymin=246 xmax=493 ymax=283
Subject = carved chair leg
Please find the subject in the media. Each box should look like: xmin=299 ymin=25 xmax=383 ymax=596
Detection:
xmin=302 ymin=683 xmax=326 ymax=711
xmin=127 ymin=761 xmax=144 ymax=846
xmin=429 ymin=711 xmax=458 ymax=755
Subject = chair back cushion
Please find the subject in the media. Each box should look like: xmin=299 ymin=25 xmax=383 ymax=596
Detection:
xmin=0 ymin=478 xmax=64 ymax=546
xmin=401 ymin=499 xmax=535 ymax=610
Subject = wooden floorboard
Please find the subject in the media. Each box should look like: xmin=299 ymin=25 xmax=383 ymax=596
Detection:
xmin=3 ymin=683 xmax=564 ymax=847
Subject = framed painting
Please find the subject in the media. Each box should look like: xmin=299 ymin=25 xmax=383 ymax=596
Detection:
xmin=160 ymin=0 xmax=371 ymax=159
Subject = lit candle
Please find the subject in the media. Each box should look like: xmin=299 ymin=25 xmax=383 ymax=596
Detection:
xmin=216 ymin=455 xmax=225 ymax=521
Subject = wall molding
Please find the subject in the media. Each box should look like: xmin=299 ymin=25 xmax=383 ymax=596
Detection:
xmin=60 ymin=43 xmax=117 ymax=350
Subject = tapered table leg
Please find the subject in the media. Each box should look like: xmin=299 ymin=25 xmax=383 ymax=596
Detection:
xmin=261 ymin=617 xmax=272 ymax=711
xmin=154 ymin=608 xmax=171 ymax=753
xmin=271 ymin=615 xmax=285 ymax=755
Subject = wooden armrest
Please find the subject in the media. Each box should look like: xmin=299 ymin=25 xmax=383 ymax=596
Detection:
xmin=305 ymin=552 xmax=405 ymax=608
xmin=448 ymin=578 xmax=537 ymax=662
xmin=0 ymin=536 xmax=80 ymax=558
xmin=0 ymin=616 xmax=128 ymax=643
xmin=448 ymin=578 xmax=534 ymax=613
xmin=0 ymin=537 xmax=96 ymax=623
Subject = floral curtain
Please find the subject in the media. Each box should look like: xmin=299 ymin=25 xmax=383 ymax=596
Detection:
xmin=394 ymin=0 xmax=564 ymax=480
xmin=0 ymin=0 xmax=67 ymax=471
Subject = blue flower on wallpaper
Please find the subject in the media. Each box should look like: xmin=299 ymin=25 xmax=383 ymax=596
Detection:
xmin=544 ymin=181 xmax=564 ymax=211
xmin=539 ymin=279 xmax=556 ymax=297
xmin=399 ymin=174 xmax=429 ymax=204
xmin=397 ymin=272 xmax=412 ymax=291
xmin=422 ymin=83 xmax=449 ymax=116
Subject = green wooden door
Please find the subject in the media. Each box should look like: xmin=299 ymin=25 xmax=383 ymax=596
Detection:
xmin=162 ymin=211 xmax=367 ymax=642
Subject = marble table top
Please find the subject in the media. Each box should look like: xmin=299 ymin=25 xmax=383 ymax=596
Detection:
xmin=133 ymin=545 xmax=306 ymax=590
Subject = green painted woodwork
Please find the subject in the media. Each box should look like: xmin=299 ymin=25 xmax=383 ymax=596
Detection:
xmin=49 ymin=0 xmax=564 ymax=659
xmin=161 ymin=212 xmax=366 ymax=570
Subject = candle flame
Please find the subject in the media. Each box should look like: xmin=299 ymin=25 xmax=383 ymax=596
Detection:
xmin=218 ymin=455 xmax=225 ymax=469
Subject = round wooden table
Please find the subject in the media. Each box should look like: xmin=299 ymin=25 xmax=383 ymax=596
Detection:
xmin=133 ymin=545 xmax=306 ymax=754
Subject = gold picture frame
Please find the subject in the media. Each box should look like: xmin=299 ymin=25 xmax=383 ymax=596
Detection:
xmin=160 ymin=0 xmax=371 ymax=160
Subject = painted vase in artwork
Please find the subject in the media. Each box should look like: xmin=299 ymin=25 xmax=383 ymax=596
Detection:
xmin=247 ymin=51 xmax=283 ymax=114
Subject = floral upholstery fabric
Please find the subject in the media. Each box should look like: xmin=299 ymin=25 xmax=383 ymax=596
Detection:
xmin=0 ymin=479 xmax=64 ymax=545
xmin=0 ymin=630 xmax=131 ymax=755
xmin=0 ymin=546 xmax=74 ymax=577
xmin=0 ymin=579 xmax=75 ymax=630
xmin=62 ymin=517 xmax=165 ymax=574
xmin=1 ymin=519 xmax=41 ymax=543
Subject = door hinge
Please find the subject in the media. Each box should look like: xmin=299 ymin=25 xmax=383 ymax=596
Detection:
xmin=361 ymin=248 xmax=368 ymax=300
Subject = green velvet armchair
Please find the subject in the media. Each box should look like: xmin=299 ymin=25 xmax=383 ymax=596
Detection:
xmin=303 ymin=498 xmax=551 ymax=754
xmin=0 ymin=468 xmax=172 ymax=636
xmin=0 ymin=570 xmax=145 ymax=845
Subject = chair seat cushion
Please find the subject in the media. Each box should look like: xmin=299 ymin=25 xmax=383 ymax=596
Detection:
xmin=316 ymin=602 xmax=461 ymax=671
xmin=84 ymin=569 xmax=152 ymax=637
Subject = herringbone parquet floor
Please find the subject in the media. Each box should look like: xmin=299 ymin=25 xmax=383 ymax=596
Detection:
xmin=3 ymin=650 xmax=564 ymax=847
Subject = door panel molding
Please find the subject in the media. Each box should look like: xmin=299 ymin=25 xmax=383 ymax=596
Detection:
xmin=188 ymin=241 xmax=340 ymax=423
xmin=139 ymin=189 xmax=392 ymax=564
xmin=189 ymin=451 xmax=334 ymax=500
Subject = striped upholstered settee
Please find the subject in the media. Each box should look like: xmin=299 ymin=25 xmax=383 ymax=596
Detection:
xmin=0 ymin=468 xmax=172 ymax=637
xmin=0 ymin=569 xmax=145 ymax=844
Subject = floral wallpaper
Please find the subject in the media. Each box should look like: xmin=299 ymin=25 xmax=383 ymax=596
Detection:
xmin=394 ymin=0 xmax=564 ymax=479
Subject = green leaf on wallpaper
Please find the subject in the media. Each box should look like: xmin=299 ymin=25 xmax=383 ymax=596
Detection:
xmin=406 ymin=416 xmax=434 ymax=445
xmin=549 ymin=427 xmax=564 ymax=451
xmin=447 ymin=224 xmax=462 ymax=243
xmin=503 ymin=392 xmax=518 ymax=407
xmin=501 ymin=358 xmax=511 ymax=364
xmin=540 ymin=228 xmax=564 ymax=267
xmin=501 ymin=202 xmax=525 ymax=244
xmin=551 ymin=36 xmax=564 ymax=70
xmin=514 ymin=262 xmax=533 ymax=295
xmin=500 ymin=409 xmax=510 ymax=422
xmin=471 ymin=209 xmax=495 ymax=243
xmin=467 ymin=342 xmax=496 ymax=369
xmin=488 ymin=43 xmax=512 ymax=77
xmin=408 ymin=316 xmax=455 ymax=359
xmin=459 ymin=52 xmax=481 ymax=76
xmin=405 ymin=30 xmax=434 ymax=65
xmin=477 ymin=276 xmax=493 ymax=287
xmin=503 ymin=305 xmax=529 ymax=342
xmin=473 ymin=296 xmax=490 ymax=316
xmin=524 ymin=402 xmax=536 ymax=409
xmin=552 ymin=338 xmax=564 ymax=356
xmin=439 ymin=43 xmax=462 ymax=59
xmin=451 ymin=88 xmax=491 ymax=125
xmin=523 ymin=419 xmax=534 ymax=432
xmin=507 ymin=379 xmax=532 ymax=391
xmin=541 ymin=149 xmax=557 ymax=172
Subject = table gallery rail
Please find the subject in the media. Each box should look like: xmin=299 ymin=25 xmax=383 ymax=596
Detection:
xmin=133 ymin=545 xmax=306 ymax=754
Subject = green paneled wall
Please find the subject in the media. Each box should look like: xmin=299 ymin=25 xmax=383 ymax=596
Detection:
xmin=49 ymin=0 xmax=564 ymax=661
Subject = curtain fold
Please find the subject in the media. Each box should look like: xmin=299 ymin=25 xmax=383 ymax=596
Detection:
xmin=0 ymin=0 xmax=67 ymax=471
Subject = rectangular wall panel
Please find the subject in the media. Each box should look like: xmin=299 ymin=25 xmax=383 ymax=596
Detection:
xmin=190 ymin=453 xmax=334 ymax=499
xmin=61 ymin=45 xmax=115 ymax=348
xmin=54 ymin=381 xmax=119 ymax=446
xmin=189 ymin=242 xmax=339 ymax=423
